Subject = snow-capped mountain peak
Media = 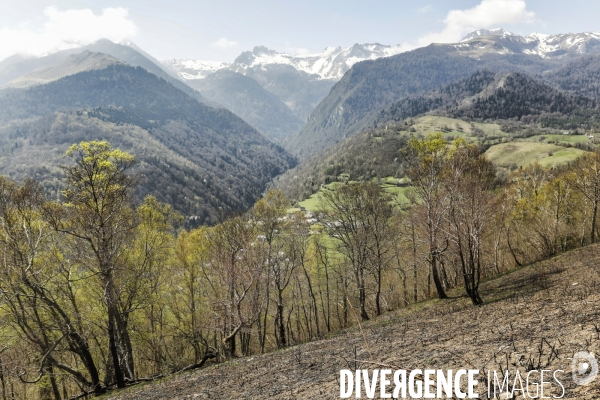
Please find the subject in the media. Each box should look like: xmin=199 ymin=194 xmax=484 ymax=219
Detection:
xmin=455 ymin=29 xmax=600 ymax=58
xmin=460 ymin=28 xmax=515 ymax=42
xmin=164 ymin=43 xmax=405 ymax=82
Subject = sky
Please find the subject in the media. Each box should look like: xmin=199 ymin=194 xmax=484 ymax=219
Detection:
xmin=0 ymin=0 xmax=599 ymax=63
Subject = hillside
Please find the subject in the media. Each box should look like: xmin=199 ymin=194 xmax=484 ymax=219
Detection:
xmin=284 ymin=35 xmax=600 ymax=160
xmin=449 ymin=72 xmax=598 ymax=125
xmin=272 ymin=124 xmax=409 ymax=202
xmin=284 ymin=45 xmax=560 ymax=160
xmin=0 ymin=39 xmax=207 ymax=105
xmin=485 ymin=141 xmax=587 ymax=168
xmin=0 ymin=64 xmax=295 ymax=225
xmin=185 ymin=70 xmax=305 ymax=142
xmin=273 ymin=114 xmax=590 ymax=202
xmin=375 ymin=70 xmax=600 ymax=130
xmin=101 ymin=244 xmax=600 ymax=399
xmin=373 ymin=70 xmax=498 ymax=125
xmin=545 ymin=54 xmax=600 ymax=100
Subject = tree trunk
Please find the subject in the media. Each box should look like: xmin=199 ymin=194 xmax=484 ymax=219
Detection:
xmin=0 ymin=359 xmax=6 ymax=400
xmin=303 ymin=267 xmax=321 ymax=337
xmin=591 ymin=199 xmax=598 ymax=244
xmin=260 ymin=276 xmax=270 ymax=354
xmin=357 ymin=265 xmax=369 ymax=321
xmin=47 ymin=365 xmax=61 ymax=400
xmin=412 ymin=225 xmax=418 ymax=303
xmin=430 ymin=251 xmax=447 ymax=299
xmin=375 ymin=267 xmax=382 ymax=316
xmin=277 ymin=293 xmax=286 ymax=347
xmin=108 ymin=312 xmax=126 ymax=388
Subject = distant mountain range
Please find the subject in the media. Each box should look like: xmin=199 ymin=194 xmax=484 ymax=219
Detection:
xmin=2 ymin=29 xmax=600 ymax=222
xmin=4 ymin=51 xmax=121 ymax=88
xmin=286 ymin=30 xmax=600 ymax=160
xmin=162 ymin=43 xmax=405 ymax=131
xmin=163 ymin=43 xmax=404 ymax=81
xmin=456 ymin=29 xmax=600 ymax=58
xmin=0 ymin=39 xmax=208 ymax=105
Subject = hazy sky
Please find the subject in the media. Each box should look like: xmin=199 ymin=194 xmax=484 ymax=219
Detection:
xmin=1 ymin=0 xmax=599 ymax=62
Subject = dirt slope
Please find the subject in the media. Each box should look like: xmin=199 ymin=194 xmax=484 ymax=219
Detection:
xmin=103 ymin=244 xmax=600 ymax=399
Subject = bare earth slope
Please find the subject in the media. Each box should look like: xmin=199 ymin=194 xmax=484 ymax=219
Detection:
xmin=103 ymin=244 xmax=600 ymax=399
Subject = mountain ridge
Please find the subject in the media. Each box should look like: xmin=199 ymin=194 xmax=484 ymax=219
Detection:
xmin=3 ymin=51 xmax=121 ymax=88
xmin=0 ymin=63 xmax=295 ymax=225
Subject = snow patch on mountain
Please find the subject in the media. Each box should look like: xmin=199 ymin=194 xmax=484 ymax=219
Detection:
xmin=458 ymin=29 xmax=600 ymax=58
xmin=460 ymin=28 xmax=514 ymax=42
xmin=162 ymin=59 xmax=231 ymax=80
xmin=231 ymin=43 xmax=404 ymax=80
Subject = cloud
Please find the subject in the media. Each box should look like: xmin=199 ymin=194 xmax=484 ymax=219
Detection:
xmin=284 ymin=43 xmax=310 ymax=56
xmin=293 ymin=48 xmax=310 ymax=56
xmin=211 ymin=38 xmax=239 ymax=48
xmin=418 ymin=5 xmax=433 ymax=13
xmin=0 ymin=6 xmax=138 ymax=61
xmin=417 ymin=0 xmax=535 ymax=46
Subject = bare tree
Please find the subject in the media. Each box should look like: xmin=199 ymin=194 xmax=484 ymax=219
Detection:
xmin=203 ymin=216 xmax=261 ymax=357
xmin=405 ymin=133 xmax=451 ymax=299
xmin=445 ymin=144 xmax=497 ymax=305
xmin=319 ymin=182 xmax=393 ymax=320
xmin=569 ymin=150 xmax=600 ymax=244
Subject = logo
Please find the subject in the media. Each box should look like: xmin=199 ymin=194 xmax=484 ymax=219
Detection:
xmin=572 ymin=351 xmax=598 ymax=386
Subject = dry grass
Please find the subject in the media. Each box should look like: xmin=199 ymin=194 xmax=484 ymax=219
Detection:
xmin=103 ymin=244 xmax=600 ymax=399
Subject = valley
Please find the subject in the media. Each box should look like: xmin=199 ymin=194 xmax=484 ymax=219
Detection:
xmin=1 ymin=22 xmax=600 ymax=399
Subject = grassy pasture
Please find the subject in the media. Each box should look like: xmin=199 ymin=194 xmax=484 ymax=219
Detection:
xmin=521 ymin=133 xmax=589 ymax=145
xmin=485 ymin=141 xmax=586 ymax=168
xmin=411 ymin=115 xmax=505 ymax=139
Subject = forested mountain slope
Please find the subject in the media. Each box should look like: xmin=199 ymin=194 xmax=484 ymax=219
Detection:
xmin=186 ymin=70 xmax=305 ymax=142
xmin=0 ymin=39 xmax=207 ymax=105
xmin=375 ymin=70 xmax=599 ymax=129
xmin=0 ymin=64 xmax=295 ymax=224
xmin=544 ymin=54 xmax=600 ymax=100
xmin=272 ymin=125 xmax=409 ymax=201
xmin=285 ymin=45 xmax=568 ymax=160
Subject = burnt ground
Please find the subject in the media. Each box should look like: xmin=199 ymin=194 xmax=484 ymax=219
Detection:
xmin=102 ymin=244 xmax=600 ymax=399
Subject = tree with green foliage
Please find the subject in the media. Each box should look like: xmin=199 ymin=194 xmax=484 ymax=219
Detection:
xmin=0 ymin=178 xmax=106 ymax=396
xmin=47 ymin=141 xmax=137 ymax=388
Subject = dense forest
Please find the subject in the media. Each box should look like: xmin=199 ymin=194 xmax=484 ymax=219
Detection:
xmin=374 ymin=70 xmax=600 ymax=130
xmin=450 ymin=72 xmax=599 ymax=127
xmin=545 ymin=54 xmax=600 ymax=100
xmin=1 ymin=137 xmax=598 ymax=399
